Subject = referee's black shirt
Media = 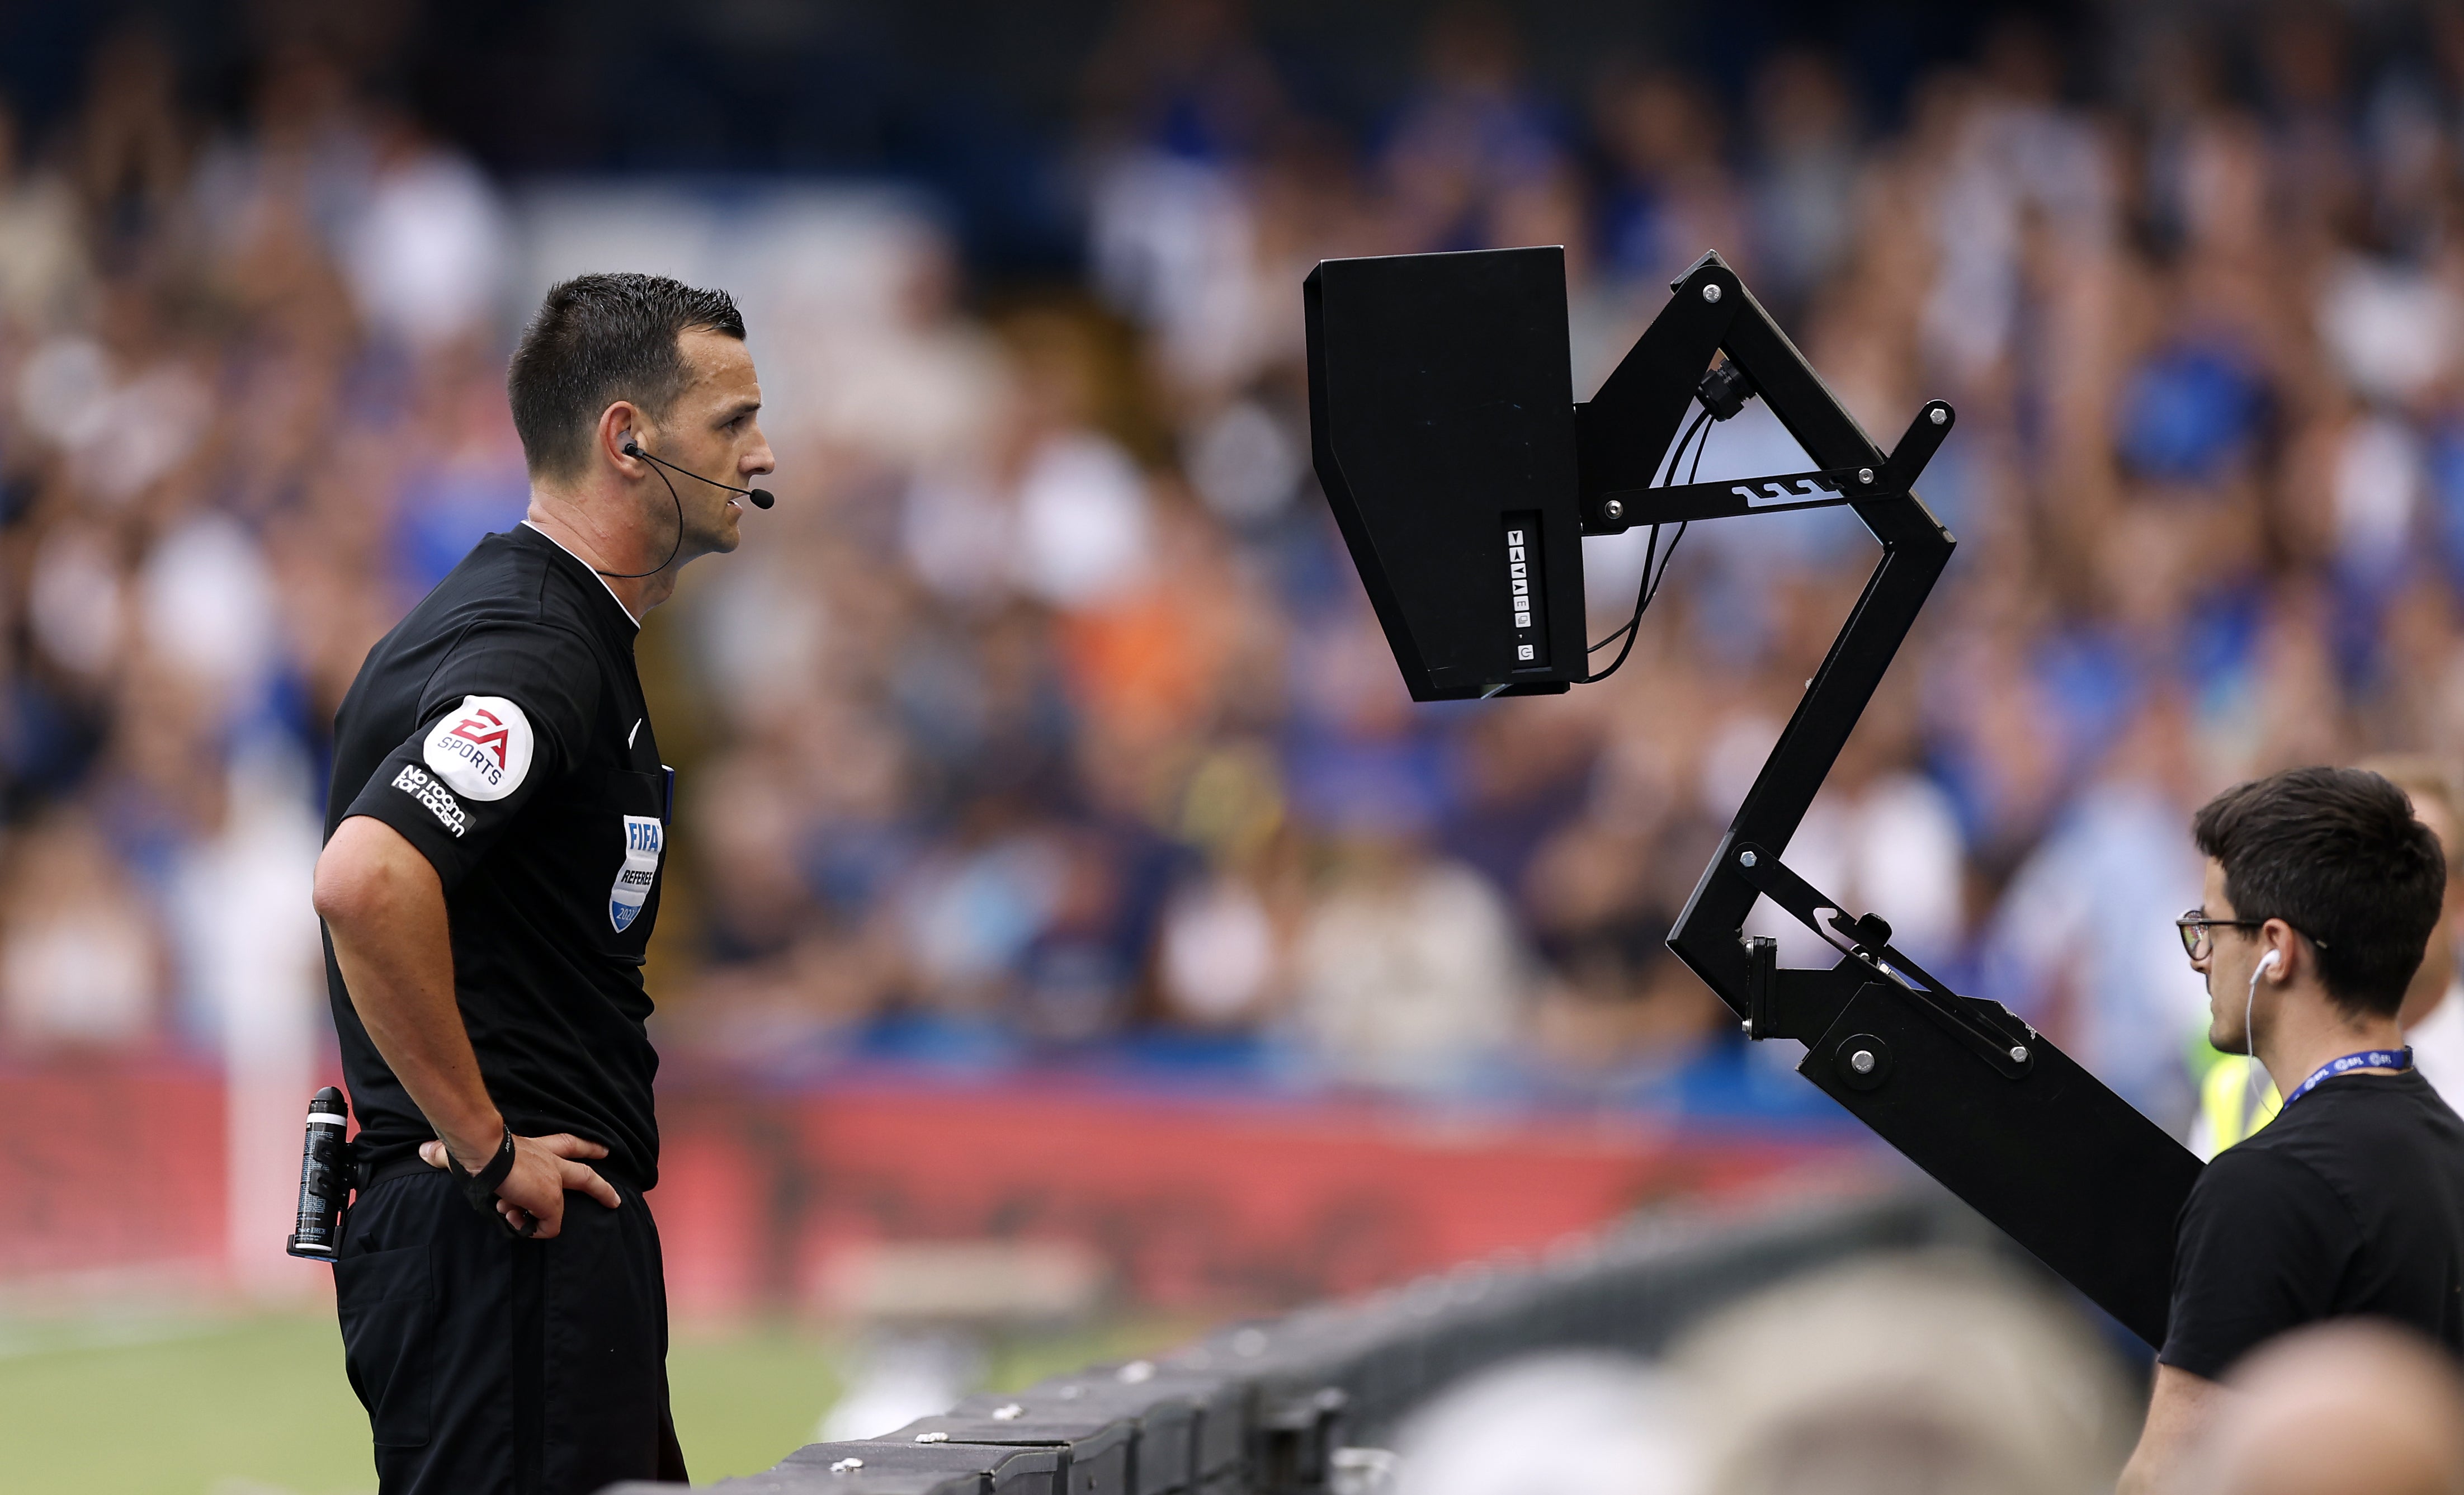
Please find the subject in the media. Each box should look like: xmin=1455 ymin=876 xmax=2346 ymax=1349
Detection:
xmin=2161 ymin=1068 xmax=2464 ymax=1378
xmin=323 ymin=523 xmax=670 ymax=1189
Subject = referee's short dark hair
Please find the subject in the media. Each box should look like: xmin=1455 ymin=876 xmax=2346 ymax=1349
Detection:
xmin=507 ymin=272 xmax=745 ymax=481
xmin=2193 ymin=765 xmax=2447 ymax=1017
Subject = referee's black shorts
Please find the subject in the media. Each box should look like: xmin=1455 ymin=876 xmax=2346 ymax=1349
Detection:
xmin=334 ymin=1168 xmax=688 ymax=1494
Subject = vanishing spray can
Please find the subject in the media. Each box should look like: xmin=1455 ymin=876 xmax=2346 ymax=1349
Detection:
xmin=286 ymin=1087 xmax=353 ymax=1260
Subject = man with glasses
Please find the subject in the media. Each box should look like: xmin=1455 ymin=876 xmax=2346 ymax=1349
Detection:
xmin=2195 ymin=757 xmax=2464 ymax=1156
xmin=2121 ymin=766 xmax=2464 ymax=1493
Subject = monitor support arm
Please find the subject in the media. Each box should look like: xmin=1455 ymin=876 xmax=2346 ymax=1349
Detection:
xmin=1574 ymin=253 xmax=2204 ymax=1348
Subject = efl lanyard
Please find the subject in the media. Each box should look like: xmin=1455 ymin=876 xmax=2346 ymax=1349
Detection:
xmin=2284 ymin=1047 xmax=2414 ymax=1107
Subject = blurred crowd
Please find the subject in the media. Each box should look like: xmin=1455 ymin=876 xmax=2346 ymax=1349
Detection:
xmin=15 ymin=3 xmax=2464 ymax=1131
xmin=1385 ymin=1253 xmax=2464 ymax=1495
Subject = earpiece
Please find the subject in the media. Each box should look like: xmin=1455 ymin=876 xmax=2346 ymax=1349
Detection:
xmin=2243 ymin=947 xmax=2284 ymax=1121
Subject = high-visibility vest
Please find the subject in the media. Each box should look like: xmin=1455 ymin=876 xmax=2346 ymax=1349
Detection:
xmin=2193 ymin=1053 xmax=2282 ymax=1159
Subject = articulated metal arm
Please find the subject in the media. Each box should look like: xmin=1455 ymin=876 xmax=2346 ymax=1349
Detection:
xmin=1576 ymin=254 xmax=2203 ymax=1347
xmin=1304 ymin=244 xmax=2204 ymax=1346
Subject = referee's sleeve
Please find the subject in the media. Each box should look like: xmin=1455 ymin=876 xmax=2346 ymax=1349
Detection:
xmin=337 ymin=622 xmax=602 ymax=889
xmin=2158 ymin=1144 xmax=2357 ymax=1380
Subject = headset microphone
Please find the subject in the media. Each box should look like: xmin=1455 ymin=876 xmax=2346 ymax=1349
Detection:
xmin=590 ymin=435 xmax=772 ymax=581
xmin=621 ymin=437 xmax=774 ymax=510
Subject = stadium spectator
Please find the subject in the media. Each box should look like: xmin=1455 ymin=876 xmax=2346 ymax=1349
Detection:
xmin=1378 ymin=4 xmax=1568 ymax=258
xmin=1391 ymin=1351 xmax=1701 ymax=1495
xmin=2361 ymin=755 xmax=2464 ymax=1107
xmin=1742 ymin=51 xmax=1861 ymax=314
xmin=0 ymin=805 xmax=161 ymax=1048
xmin=1674 ymin=1252 xmax=2133 ymax=1495
xmin=1987 ymin=690 xmax=2212 ymax=1131
xmin=2191 ymin=1321 xmax=2464 ymax=1495
xmin=0 ymin=101 xmax=88 ymax=337
xmin=1292 ymin=830 xmax=1524 ymax=1091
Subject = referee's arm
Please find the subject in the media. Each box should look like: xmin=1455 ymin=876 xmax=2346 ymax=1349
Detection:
xmin=314 ymin=814 xmax=622 ymax=1239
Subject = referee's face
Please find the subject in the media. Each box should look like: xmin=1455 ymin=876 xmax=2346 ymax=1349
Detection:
xmin=661 ymin=327 xmax=775 ymax=558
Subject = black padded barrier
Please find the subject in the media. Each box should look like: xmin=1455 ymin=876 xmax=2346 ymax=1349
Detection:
xmin=602 ymin=1184 xmax=2012 ymax=1495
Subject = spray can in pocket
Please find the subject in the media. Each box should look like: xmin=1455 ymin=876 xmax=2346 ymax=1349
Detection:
xmin=286 ymin=1087 xmax=354 ymax=1260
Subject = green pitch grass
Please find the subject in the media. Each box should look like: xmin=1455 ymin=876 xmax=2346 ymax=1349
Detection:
xmin=0 ymin=1309 xmax=1189 ymax=1493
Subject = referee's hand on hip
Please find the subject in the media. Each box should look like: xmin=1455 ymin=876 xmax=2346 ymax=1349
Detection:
xmin=418 ymin=1133 xmax=623 ymax=1240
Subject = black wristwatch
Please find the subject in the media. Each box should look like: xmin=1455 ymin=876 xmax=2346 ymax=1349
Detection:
xmin=445 ymin=1124 xmax=517 ymax=1215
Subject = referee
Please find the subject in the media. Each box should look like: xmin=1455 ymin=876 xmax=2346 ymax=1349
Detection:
xmin=2120 ymin=766 xmax=2464 ymax=1491
xmin=311 ymin=273 xmax=773 ymax=1492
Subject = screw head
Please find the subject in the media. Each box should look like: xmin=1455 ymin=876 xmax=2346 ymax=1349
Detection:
xmin=1702 ymin=282 xmax=1722 ymax=303
xmin=1930 ymin=407 xmax=1947 ymax=426
xmin=994 ymin=1403 xmax=1025 ymax=1421
xmin=2009 ymin=1045 xmax=2029 ymax=1063
xmin=1857 ymin=467 xmax=1875 ymax=484
xmin=830 ymin=1458 xmax=866 ymax=1474
xmin=1601 ymin=497 xmax=1625 ymax=522
xmin=1739 ymin=849 xmax=1758 ymax=867
xmin=917 ymin=1431 xmax=950 ymax=1443
xmin=1850 ymin=1049 xmax=1877 ymax=1075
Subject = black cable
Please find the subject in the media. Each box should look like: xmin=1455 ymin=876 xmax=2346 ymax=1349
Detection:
xmin=1587 ymin=409 xmax=1706 ymax=654
xmin=595 ymin=454 xmax=686 ymax=580
xmin=1590 ymin=523 xmax=1662 ymax=655
xmin=1646 ymin=416 xmax=1709 ymax=607
xmin=1583 ymin=407 xmax=1712 ymax=682
xmin=1644 ymin=433 xmax=1704 ymax=606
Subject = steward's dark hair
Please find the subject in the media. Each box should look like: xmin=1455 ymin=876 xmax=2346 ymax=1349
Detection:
xmin=2192 ymin=766 xmax=2447 ymax=1017
xmin=506 ymin=272 xmax=745 ymax=480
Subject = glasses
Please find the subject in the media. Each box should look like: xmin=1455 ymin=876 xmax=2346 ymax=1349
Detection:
xmin=2176 ymin=909 xmax=2329 ymax=961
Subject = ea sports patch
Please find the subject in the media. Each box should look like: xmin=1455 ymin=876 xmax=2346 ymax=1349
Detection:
xmin=422 ymin=695 xmax=534 ymax=801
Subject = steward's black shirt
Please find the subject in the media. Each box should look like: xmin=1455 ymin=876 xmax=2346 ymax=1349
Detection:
xmin=2161 ymin=1069 xmax=2464 ymax=1378
xmin=323 ymin=525 xmax=669 ymax=1189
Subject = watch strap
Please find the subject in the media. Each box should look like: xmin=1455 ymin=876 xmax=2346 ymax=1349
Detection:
xmin=445 ymin=1125 xmax=517 ymax=1215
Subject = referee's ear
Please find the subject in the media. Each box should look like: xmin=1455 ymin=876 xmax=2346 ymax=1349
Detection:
xmin=597 ymin=401 xmax=649 ymax=479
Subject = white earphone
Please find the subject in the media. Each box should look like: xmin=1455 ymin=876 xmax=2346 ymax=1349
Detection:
xmin=2244 ymin=949 xmax=2283 ymax=1121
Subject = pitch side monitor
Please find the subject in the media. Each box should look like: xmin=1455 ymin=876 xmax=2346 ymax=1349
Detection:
xmin=1304 ymin=247 xmax=1588 ymax=701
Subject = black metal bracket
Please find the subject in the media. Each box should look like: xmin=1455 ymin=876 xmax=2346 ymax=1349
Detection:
xmin=1743 ymin=935 xmax=1778 ymax=1041
xmin=1597 ymin=468 xmax=1856 ymax=528
xmin=1590 ymin=403 xmax=1956 ymax=531
xmin=1728 ymin=841 xmax=2035 ymax=1081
